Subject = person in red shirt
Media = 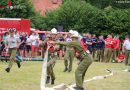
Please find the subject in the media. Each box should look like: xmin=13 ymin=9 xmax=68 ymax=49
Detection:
xmin=111 ymin=35 xmax=120 ymax=62
xmin=104 ymin=34 xmax=113 ymax=62
xmin=116 ymin=51 xmax=125 ymax=62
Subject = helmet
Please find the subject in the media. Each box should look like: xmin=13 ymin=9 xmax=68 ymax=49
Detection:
xmin=51 ymin=28 xmax=57 ymax=34
xmin=69 ymin=30 xmax=74 ymax=34
xmin=71 ymin=31 xmax=79 ymax=38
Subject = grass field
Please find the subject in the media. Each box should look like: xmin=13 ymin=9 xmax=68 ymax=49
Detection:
xmin=0 ymin=60 xmax=130 ymax=90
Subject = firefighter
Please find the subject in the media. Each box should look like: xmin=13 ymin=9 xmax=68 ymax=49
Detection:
xmin=42 ymin=28 xmax=58 ymax=85
xmin=63 ymin=30 xmax=74 ymax=72
xmin=5 ymin=28 xmax=21 ymax=72
xmin=53 ymin=31 xmax=93 ymax=90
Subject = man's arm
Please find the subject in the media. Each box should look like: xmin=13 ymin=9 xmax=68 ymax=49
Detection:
xmin=55 ymin=42 xmax=69 ymax=46
xmin=16 ymin=38 xmax=21 ymax=48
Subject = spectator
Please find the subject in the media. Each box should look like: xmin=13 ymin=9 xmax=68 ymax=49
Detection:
xmin=96 ymin=35 xmax=105 ymax=62
xmin=19 ymin=32 xmax=27 ymax=57
xmin=56 ymin=34 xmax=65 ymax=60
xmin=25 ymin=36 xmax=32 ymax=58
xmin=30 ymin=32 xmax=39 ymax=57
xmin=116 ymin=51 xmax=125 ymax=63
xmin=104 ymin=34 xmax=113 ymax=62
xmin=3 ymin=32 xmax=9 ymax=44
xmin=123 ymin=36 xmax=130 ymax=66
xmin=111 ymin=35 xmax=120 ymax=62
xmin=92 ymin=34 xmax=98 ymax=59
xmin=85 ymin=34 xmax=93 ymax=54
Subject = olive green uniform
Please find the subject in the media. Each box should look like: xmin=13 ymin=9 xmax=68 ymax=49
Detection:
xmin=56 ymin=40 xmax=93 ymax=89
xmin=111 ymin=49 xmax=119 ymax=62
xmin=97 ymin=49 xmax=104 ymax=62
xmin=5 ymin=35 xmax=20 ymax=72
xmin=125 ymin=50 xmax=130 ymax=66
xmin=43 ymin=39 xmax=57 ymax=84
xmin=64 ymin=47 xmax=74 ymax=72
xmin=104 ymin=48 xmax=112 ymax=62
xmin=47 ymin=50 xmax=57 ymax=80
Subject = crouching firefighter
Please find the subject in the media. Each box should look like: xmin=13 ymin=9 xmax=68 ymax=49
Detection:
xmin=42 ymin=28 xmax=58 ymax=85
xmin=53 ymin=31 xmax=93 ymax=90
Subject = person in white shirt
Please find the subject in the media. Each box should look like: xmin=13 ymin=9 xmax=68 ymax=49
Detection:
xmin=30 ymin=32 xmax=39 ymax=57
xmin=5 ymin=28 xmax=21 ymax=72
xmin=26 ymin=36 xmax=32 ymax=58
xmin=123 ymin=36 xmax=130 ymax=66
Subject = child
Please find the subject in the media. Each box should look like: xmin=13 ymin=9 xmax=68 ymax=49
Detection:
xmin=116 ymin=51 xmax=125 ymax=63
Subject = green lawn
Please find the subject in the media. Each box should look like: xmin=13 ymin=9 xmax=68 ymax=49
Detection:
xmin=0 ymin=60 xmax=130 ymax=90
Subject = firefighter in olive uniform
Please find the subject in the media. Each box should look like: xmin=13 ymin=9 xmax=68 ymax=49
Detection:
xmin=43 ymin=28 xmax=58 ymax=85
xmin=63 ymin=30 xmax=74 ymax=72
xmin=54 ymin=31 xmax=93 ymax=90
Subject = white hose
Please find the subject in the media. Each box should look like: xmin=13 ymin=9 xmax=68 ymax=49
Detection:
xmin=40 ymin=48 xmax=49 ymax=90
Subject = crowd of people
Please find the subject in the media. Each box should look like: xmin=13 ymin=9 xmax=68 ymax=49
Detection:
xmin=0 ymin=28 xmax=130 ymax=90
xmin=0 ymin=29 xmax=68 ymax=60
xmin=0 ymin=29 xmax=128 ymax=63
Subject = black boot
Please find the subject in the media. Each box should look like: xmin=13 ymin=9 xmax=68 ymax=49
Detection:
xmin=16 ymin=61 xmax=21 ymax=68
xmin=68 ymin=69 xmax=72 ymax=72
xmin=51 ymin=79 xmax=55 ymax=85
xmin=73 ymin=87 xmax=84 ymax=90
xmin=63 ymin=67 xmax=68 ymax=72
xmin=5 ymin=68 xmax=10 ymax=73
xmin=46 ymin=76 xmax=50 ymax=84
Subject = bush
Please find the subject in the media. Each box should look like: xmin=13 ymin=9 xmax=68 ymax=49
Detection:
xmin=0 ymin=0 xmax=36 ymax=18
xmin=41 ymin=0 xmax=130 ymax=38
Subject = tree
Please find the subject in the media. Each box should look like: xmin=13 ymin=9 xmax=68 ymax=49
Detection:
xmin=0 ymin=0 xmax=36 ymax=18
xmin=40 ymin=0 xmax=130 ymax=38
xmin=88 ymin=0 xmax=130 ymax=9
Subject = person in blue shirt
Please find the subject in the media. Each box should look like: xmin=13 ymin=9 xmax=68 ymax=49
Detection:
xmin=56 ymin=34 xmax=65 ymax=60
xmin=96 ymin=35 xmax=105 ymax=62
xmin=91 ymin=34 xmax=98 ymax=59
xmin=85 ymin=34 xmax=93 ymax=54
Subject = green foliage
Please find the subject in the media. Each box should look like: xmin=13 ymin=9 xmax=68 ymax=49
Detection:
xmin=0 ymin=0 xmax=36 ymax=18
xmin=39 ymin=0 xmax=130 ymax=38
xmin=42 ymin=1 xmax=100 ymax=32
xmin=88 ymin=0 xmax=130 ymax=9
xmin=1 ymin=0 xmax=130 ymax=38
xmin=0 ymin=0 xmax=8 ymax=6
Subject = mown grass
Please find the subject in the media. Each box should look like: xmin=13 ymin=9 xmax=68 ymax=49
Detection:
xmin=0 ymin=60 xmax=130 ymax=90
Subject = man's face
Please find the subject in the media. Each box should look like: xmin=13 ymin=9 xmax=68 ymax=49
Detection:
xmin=93 ymin=34 xmax=96 ymax=38
xmin=68 ymin=33 xmax=71 ymax=37
xmin=52 ymin=34 xmax=57 ymax=38
xmin=10 ymin=32 xmax=14 ymax=36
